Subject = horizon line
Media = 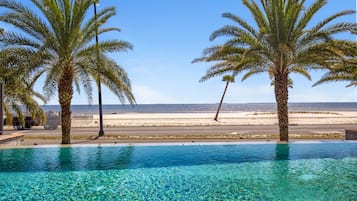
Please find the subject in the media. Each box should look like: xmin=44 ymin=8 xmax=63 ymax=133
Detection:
xmin=40 ymin=102 xmax=357 ymax=106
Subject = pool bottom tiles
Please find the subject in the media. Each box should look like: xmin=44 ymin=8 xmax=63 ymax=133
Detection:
xmin=0 ymin=156 xmax=356 ymax=200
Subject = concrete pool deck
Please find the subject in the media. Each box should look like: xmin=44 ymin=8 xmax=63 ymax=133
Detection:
xmin=0 ymin=132 xmax=24 ymax=146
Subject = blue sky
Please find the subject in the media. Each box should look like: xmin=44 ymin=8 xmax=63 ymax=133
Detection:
xmin=5 ymin=0 xmax=357 ymax=104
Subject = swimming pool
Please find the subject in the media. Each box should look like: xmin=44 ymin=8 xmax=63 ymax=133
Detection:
xmin=0 ymin=142 xmax=356 ymax=200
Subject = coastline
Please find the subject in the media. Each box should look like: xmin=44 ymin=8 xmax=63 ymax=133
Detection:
xmin=11 ymin=110 xmax=356 ymax=146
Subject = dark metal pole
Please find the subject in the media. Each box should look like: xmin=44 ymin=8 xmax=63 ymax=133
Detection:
xmin=94 ymin=1 xmax=104 ymax=136
xmin=0 ymin=80 xmax=3 ymax=135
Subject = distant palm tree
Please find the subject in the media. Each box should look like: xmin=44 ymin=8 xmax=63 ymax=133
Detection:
xmin=214 ymin=75 xmax=235 ymax=121
xmin=195 ymin=0 xmax=356 ymax=141
xmin=0 ymin=0 xmax=135 ymax=144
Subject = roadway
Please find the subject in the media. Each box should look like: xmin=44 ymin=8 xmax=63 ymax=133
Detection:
xmin=21 ymin=124 xmax=357 ymax=137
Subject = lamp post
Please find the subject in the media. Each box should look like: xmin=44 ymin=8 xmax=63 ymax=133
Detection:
xmin=0 ymin=79 xmax=3 ymax=135
xmin=94 ymin=1 xmax=104 ymax=136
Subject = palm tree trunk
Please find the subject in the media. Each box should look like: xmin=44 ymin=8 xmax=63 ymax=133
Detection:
xmin=274 ymin=72 xmax=289 ymax=141
xmin=58 ymin=69 xmax=74 ymax=144
xmin=214 ymin=81 xmax=229 ymax=121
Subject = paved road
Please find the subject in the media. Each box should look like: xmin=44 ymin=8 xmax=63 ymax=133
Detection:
xmin=21 ymin=124 xmax=357 ymax=137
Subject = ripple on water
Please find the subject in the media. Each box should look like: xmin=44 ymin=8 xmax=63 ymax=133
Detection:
xmin=0 ymin=157 xmax=356 ymax=200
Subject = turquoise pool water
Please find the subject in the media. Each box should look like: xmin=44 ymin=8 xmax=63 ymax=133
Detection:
xmin=0 ymin=142 xmax=356 ymax=200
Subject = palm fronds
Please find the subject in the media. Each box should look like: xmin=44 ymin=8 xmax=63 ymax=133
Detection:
xmin=0 ymin=0 xmax=135 ymax=143
xmin=194 ymin=0 xmax=356 ymax=141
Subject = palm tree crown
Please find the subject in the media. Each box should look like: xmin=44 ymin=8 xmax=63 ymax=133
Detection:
xmin=196 ymin=0 xmax=356 ymax=141
xmin=0 ymin=0 xmax=135 ymax=143
xmin=314 ymin=29 xmax=357 ymax=88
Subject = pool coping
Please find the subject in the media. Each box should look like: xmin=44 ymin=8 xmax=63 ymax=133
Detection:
xmin=0 ymin=133 xmax=24 ymax=146
xmin=1 ymin=140 xmax=356 ymax=149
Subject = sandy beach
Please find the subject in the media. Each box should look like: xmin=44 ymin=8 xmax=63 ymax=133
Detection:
xmin=1 ymin=110 xmax=356 ymax=146
xmin=71 ymin=111 xmax=357 ymax=127
xmin=6 ymin=110 xmax=354 ymax=145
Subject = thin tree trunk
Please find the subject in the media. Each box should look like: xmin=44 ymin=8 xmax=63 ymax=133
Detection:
xmin=58 ymin=68 xmax=74 ymax=144
xmin=274 ymin=72 xmax=289 ymax=141
xmin=214 ymin=81 xmax=229 ymax=121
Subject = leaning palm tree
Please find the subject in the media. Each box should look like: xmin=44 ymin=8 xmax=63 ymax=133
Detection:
xmin=214 ymin=75 xmax=235 ymax=121
xmin=0 ymin=0 xmax=135 ymax=144
xmin=195 ymin=0 xmax=356 ymax=141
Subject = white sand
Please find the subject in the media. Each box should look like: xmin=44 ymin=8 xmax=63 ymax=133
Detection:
xmin=71 ymin=111 xmax=357 ymax=127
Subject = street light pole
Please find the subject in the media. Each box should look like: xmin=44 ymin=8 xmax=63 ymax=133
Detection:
xmin=94 ymin=1 xmax=104 ymax=137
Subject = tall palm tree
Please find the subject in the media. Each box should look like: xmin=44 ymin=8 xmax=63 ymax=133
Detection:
xmin=214 ymin=75 xmax=235 ymax=121
xmin=195 ymin=0 xmax=356 ymax=141
xmin=0 ymin=0 xmax=135 ymax=144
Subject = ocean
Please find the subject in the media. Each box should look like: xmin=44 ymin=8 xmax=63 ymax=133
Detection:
xmin=41 ymin=103 xmax=357 ymax=115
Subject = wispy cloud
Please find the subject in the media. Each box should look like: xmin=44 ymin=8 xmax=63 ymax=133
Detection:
xmin=131 ymin=65 xmax=155 ymax=77
xmin=224 ymin=84 xmax=275 ymax=103
xmin=132 ymin=85 xmax=174 ymax=104
xmin=223 ymin=83 xmax=357 ymax=103
xmin=290 ymin=86 xmax=357 ymax=102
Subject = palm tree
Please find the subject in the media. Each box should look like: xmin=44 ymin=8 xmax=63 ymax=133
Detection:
xmin=0 ymin=48 xmax=46 ymax=128
xmin=214 ymin=75 xmax=235 ymax=121
xmin=0 ymin=0 xmax=135 ymax=144
xmin=195 ymin=0 xmax=356 ymax=141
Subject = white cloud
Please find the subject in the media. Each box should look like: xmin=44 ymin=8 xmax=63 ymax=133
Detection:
xmin=221 ymin=83 xmax=357 ymax=103
xmin=131 ymin=65 xmax=155 ymax=77
xmin=353 ymin=88 xmax=357 ymax=96
xmin=224 ymin=84 xmax=275 ymax=103
xmin=132 ymin=85 xmax=174 ymax=104
xmin=290 ymin=86 xmax=357 ymax=102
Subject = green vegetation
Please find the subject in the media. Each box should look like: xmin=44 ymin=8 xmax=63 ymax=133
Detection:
xmin=0 ymin=44 xmax=46 ymax=127
xmin=314 ymin=60 xmax=357 ymax=87
xmin=195 ymin=0 xmax=356 ymax=141
xmin=0 ymin=0 xmax=355 ymax=144
xmin=314 ymin=30 xmax=357 ymax=87
xmin=0 ymin=0 xmax=135 ymax=144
